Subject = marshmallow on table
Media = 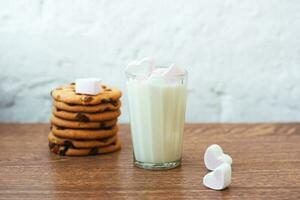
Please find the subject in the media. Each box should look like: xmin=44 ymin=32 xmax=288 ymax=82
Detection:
xmin=75 ymin=78 xmax=102 ymax=95
xmin=203 ymin=163 xmax=232 ymax=190
xmin=203 ymin=144 xmax=232 ymax=190
xmin=204 ymin=144 xmax=232 ymax=170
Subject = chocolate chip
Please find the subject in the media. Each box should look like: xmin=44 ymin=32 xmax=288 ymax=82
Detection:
xmin=56 ymin=126 xmax=65 ymax=130
xmin=101 ymin=85 xmax=107 ymax=89
xmin=101 ymin=98 xmax=117 ymax=105
xmin=99 ymin=137 xmax=109 ymax=143
xmin=83 ymin=96 xmax=93 ymax=103
xmin=103 ymin=108 xmax=110 ymax=112
xmin=100 ymin=98 xmax=117 ymax=106
xmin=105 ymin=88 xmax=112 ymax=92
xmin=75 ymin=113 xmax=90 ymax=122
xmin=48 ymin=142 xmax=56 ymax=149
xmin=89 ymin=148 xmax=98 ymax=155
xmin=100 ymin=122 xmax=106 ymax=128
xmin=49 ymin=142 xmax=60 ymax=154
xmin=64 ymin=140 xmax=74 ymax=148
xmin=70 ymin=82 xmax=75 ymax=85
xmin=110 ymin=100 xmax=118 ymax=106
xmin=101 ymin=99 xmax=109 ymax=104
xmin=59 ymin=145 xmax=69 ymax=156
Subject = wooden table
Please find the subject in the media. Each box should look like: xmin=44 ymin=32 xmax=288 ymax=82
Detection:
xmin=0 ymin=123 xmax=300 ymax=199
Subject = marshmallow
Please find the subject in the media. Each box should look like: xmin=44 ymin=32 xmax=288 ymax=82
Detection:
xmin=148 ymin=64 xmax=185 ymax=84
xmin=147 ymin=68 xmax=167 ymax=84
xmin=203 ymin=163 xmax=232 ymax=190
xmin=163 ymin=64 xmax=185 ymax=82
xmin=126 ymin=59 xmax=185 ymax=84
xmin=75 ymin=78 xmax=102 ymax=95
xmin=126 ymin=57 xmax=154 ymax=78
xmin=204 ymin=144 xmax=232 ymax=170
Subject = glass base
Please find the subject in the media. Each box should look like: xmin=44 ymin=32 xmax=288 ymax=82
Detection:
xmin=134 ymin=159 xmax=181 ymax=170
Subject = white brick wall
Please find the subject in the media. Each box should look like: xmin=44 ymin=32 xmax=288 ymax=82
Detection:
xmin=0 ymin=0 xmax=299 ymax=123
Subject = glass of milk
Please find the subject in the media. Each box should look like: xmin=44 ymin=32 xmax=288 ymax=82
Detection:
xmin=126 ymin=65 xmax=187 ymax=170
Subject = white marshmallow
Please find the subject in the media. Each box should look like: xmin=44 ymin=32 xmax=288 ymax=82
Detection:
xmin=204 ymin=144 xmax=232 ymax=170
xmin=147 ymin=68 xmax=167 ymax=84
xmin=203 ymin=163 xmax=231 ymax=190
xmin=151 ymin=68 xmax=168 ymax=76
xmin=126 ymin=57 xmax=154 ymax=78
xmin=75 ymin=78 xmax=102 ymax=95
xmin=148 ymin=64 xmax=185 ymax=84
xmin=163 ymin=64 xmax=185 ymax=82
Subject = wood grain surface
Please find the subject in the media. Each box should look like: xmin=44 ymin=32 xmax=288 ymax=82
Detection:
xmin=0 ymin=123 xmax=300 ymax=200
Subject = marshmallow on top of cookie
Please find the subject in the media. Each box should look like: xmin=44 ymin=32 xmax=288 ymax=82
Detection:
xmin=75 ymin=78 xmax=102 ymax=95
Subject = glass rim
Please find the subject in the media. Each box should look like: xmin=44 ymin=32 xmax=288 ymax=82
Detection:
xmin=125 ymin=65 xmax=188 ymax=79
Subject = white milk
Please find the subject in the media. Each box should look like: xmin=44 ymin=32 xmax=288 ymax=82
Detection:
xmin=127 ymin=79 xmax=187 ymax=163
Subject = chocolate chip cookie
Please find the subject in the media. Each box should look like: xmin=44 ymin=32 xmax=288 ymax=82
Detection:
xmin=48 ymin=131 xmax=117 ymax=148
xmin=51 ymin=125 xmax=118 ymax=140
xmin=53 ymin=100 xmax=121 ymax=113
xmin=49 ymin=139 xmax=121 ymax=156
xmin=52 ymin=106 xmax=121 ymax=122
xmin=51 ymin=115 xmax=117 ymax=129
xmin=51 ymin=84 xmax=122 ymax=105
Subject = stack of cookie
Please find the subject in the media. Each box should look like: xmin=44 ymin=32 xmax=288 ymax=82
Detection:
xmin=49 ymin=83 xmax=122 ymax=156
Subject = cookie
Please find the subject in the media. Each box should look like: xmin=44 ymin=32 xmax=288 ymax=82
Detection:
xmin=51 ymin=84 xmax=122 ymax=105
xmin=51 ymin=125 xmax=118 ymax=140
xmin=52 ymin=106 xmax=121 ymax=122
xmin=51 ymin=115 xmax=117 ymax=129
xmin=53 ymin=100 xmax=121 ymax=113
xmin=48 ymin=132 xmax=117 ymax=148
xmin=49 ymin=139 xmax=121 ymax=156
